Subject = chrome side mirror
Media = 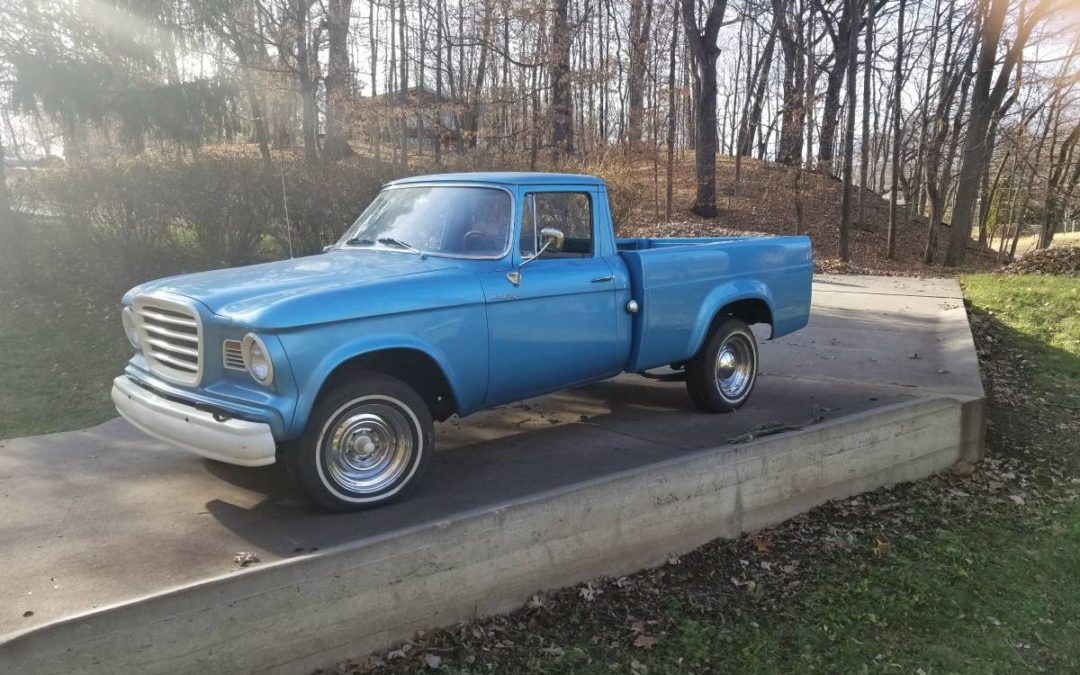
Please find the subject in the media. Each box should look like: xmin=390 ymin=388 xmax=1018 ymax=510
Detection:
xmin=539 ymin=227 xmax=564 ymax=253
xmin=507 ymin=227 xmax=565 ymax=285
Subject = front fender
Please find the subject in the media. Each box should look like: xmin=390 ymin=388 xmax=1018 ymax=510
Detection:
xmin=279 ymin=309 xmax=487 ymax=438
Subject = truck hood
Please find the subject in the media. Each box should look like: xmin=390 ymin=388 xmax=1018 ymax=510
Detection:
xmin=125 ymin=250 xmax=465 ymax=326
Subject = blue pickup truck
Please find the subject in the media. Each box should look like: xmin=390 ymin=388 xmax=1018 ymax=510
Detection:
xmin=112 ymin=172 xmax=812 ymax=511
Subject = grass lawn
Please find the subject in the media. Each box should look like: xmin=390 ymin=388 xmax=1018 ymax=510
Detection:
xmin=340 ymin=273 xmax=1080 ymax=675
xmin=963 ymin=274 xmax=1080 ymax=391
xmin=0 ymin=291 xmax=130 ymax=439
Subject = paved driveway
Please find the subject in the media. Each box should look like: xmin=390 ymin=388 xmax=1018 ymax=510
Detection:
xmin=0 ymin=275 xmax=981 ymax=636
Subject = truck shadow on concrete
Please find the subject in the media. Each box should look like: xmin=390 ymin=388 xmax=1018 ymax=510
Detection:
xmin=201 ymin=371 xmax=912 ymax=559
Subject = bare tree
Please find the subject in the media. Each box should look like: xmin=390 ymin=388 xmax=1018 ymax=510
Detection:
xmin=774 ymin=0 xmax=806 ymax=165
xmin=856 ymin=0 xmax=874 ymax=227
xmin=885 ymin=0 xmax=905 ymax=259
xmin=666 ymin=0 xmax=679 ymax=219
xmin=550 ymin=0 xmax=574 ymax=155
xmin=323 ymin=0 xmax=354 ymax=159
xmin=627 ymin=0 xmax=655 ymax=149
xmin=680 ymin=0 xmax=728 ymax=216
xmin=813 ymin=0 xmax=861 ymax=175
xmin=944 ymin=0 xmax=1053 ymax=266
xmin=838 ymin=0 xmax=861 ymax=260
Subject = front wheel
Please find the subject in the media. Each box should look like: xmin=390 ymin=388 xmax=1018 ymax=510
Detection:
xmin=685 ymin=318 xmax=759 ymax=413
xmin=287 ymin=373 xmax=434 ymax=512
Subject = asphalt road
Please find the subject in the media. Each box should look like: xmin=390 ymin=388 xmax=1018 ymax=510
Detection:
xmin=0 ymin=275 xmax=982 ymax=637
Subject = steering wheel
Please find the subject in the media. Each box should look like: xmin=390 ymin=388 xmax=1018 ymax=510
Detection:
xmin=462 ymin=230 xmax=498 ymax=252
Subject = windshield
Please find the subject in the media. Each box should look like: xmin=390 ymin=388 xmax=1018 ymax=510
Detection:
xmin=336 ymin=185 xmax=512 ymax=258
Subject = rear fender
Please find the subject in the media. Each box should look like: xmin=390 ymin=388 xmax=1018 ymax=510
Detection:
xmin=686 ymin=281 xmax=775 ymax=359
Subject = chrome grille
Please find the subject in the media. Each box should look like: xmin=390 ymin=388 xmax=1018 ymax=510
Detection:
xmin=223 ymin=339 xmax=245 ymax=370
xmin=134 ymin=297 xmax=202 ymax=385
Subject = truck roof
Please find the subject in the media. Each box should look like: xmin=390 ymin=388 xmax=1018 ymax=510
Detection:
xmin=387 ymin=172 xmax=606 ymax=188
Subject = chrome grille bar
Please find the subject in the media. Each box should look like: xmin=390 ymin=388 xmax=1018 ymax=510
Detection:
xmin=134 ymin=296 xmax=203 ymax=386
xmin=141 ymin=323 xmax=199 ymax=343
xmin=139 ymin=309 xmax=198 ymax=328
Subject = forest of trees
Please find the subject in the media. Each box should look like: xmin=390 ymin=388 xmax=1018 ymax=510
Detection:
xmin=1 ymin=0 xmax=1078 ymax=267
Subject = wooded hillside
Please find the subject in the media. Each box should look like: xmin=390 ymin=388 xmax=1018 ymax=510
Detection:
xmin=1 ymin=0 xmax=1078 ymax=278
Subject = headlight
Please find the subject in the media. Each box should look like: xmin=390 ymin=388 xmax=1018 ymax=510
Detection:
xmin=241 ymin=334 xmax=274 ymax=386
xmin=121 ymin=306 xmax=140 ymax=350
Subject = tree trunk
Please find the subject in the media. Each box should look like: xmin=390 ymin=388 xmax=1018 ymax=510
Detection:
xmin=434 ymin=0 xmax=444 ymax=166
xmin=323 ymin=0 xmax=355 ymax=160
xmin=369 ymin=0 xmax=378 ymax=98
xmin=737 ymin=17 xmax=778 ymax=158
xmin=945 ymin=0 xmax=1048 ymax=266
xmin=238 ymin=49 xmax=273 ymax=169
xmin=1038 ymin=121 xmax=1080 ymax=249
xmin=294 ymin=0 xmax=318 ymax=161
xmin=838 ymin=0 xmax=861 ymax=262
xmin=550 ymin=0 xmax=575 ymax=155
xmin=463 ymin=1 xmax=493 ymax=149
xmin=666 ymin=0 xmax=678 ymax=220
xmin=774 ymin=0 xmax=805 ymax=166
xmin=886 ymin=0 xmax=905 ymax=259
xmin=680 ymin=0 xmax=727 ymax=217
xmin=627 ymin=0 xmax=655 ymax=149
xmin=857 ymin=0 xmax=876 ymax=228
xmin=398 ymin=0 xmax=409 ymax=164
xmin=816 ymin=5 xmax=855 ymax=177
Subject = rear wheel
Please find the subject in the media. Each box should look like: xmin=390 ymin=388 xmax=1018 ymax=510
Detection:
xmin=288 ymin=373 xmax=434 ymax=512
xmin=685 ymin=317 xmax=758 ymax=413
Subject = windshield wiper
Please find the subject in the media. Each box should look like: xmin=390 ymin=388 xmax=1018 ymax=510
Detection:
xmin=377 ymin=237 xmax=422 ymax=254
xmin=342 ymin=237 xmax=376 ymax=247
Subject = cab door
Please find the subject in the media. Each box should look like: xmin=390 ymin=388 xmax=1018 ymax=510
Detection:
xmin=482 ymin=188 xmax=621 ymax=406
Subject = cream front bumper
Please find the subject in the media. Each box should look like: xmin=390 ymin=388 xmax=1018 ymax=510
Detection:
xmin=111 ymin=376 xmax=277 ymax=467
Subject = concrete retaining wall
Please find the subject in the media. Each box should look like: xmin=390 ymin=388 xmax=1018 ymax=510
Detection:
xmin=0 ymin=396 xmax=980 ymax=675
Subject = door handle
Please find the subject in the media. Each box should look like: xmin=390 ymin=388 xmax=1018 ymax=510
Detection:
xmin=591 ymin=274 xmax=614 ymax=283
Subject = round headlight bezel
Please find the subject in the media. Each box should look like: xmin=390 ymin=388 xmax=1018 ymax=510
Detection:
xmin=121 ymin=306 xmax=140 ymax=350
xmin=241 ymin=333 xmax=274 ymax=386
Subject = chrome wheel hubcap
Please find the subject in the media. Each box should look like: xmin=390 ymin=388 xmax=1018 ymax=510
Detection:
xmin=325 ymin=403 xmax=414 ymax=494
xmin=714 ymin=333 xmax=754 ymax=400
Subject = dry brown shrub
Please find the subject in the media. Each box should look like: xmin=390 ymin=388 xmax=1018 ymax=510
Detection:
xmin=10 ymin=153 xmax=404 ymax=293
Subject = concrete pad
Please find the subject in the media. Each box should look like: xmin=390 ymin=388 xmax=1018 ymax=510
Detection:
xmin=0 ymin=275 xmax=984 ymax=671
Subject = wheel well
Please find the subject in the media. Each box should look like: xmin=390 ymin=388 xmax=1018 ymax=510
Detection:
xmin=713 ymin=298 xmax=773 ymax=336
xmin=319 ymin=349 xmax=458 ymax=421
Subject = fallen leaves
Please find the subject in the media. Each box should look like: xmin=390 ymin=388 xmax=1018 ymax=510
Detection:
xmin=1001 ymin=247 xmax=1080 ymax=276
xmin=752 ymin=533 xmax=773 ymax=553
xmin=952 ymin=460 xmax=976 ymax=478
xmin=422 ymin=653 xmax=441 ymax=669
xmin=633 ymin=634 xmax=659 ymax=649
xmin=579 ymin=582 xmax=602 ymax=602
xmin=233 ymin=552 xmax=260 ymax=567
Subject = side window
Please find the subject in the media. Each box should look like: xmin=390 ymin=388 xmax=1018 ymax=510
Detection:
xmin=518 ymin=192 xmax=593 ymax=258
xmin=520 ymin=194 xmax=537 ymax=256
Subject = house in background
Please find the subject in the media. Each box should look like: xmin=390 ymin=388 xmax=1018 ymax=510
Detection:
xmin=361 ymin=86 xmax=461 ymax=151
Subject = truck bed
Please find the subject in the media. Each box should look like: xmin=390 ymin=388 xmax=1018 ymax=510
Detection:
xmin=615 ymin=235 xmax=813 ymax=373
xmin=616 ymin=236 xmax=751 ymax=251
